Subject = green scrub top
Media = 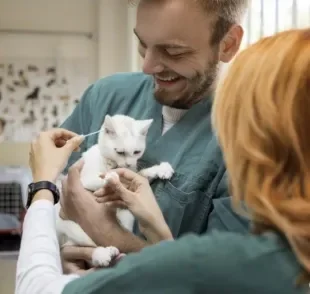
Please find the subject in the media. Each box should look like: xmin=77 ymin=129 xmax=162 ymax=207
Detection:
xmin=60 ymin=73 xmax=306 ymax=293
xmin=62 ymin=230 xmax=308 ymax=294
xmin=60 ymin=72 xmax=248 ymax=237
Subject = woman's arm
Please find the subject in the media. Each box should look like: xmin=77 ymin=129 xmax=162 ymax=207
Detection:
xmin=139 ymin=219 xmax=174 ymax=244
xmin=62 ymin=232 xmax=244 ymax=294
xmin=15 ymin=191 xmax=79 ymax=294
xmin=15 ymin=129 xmax=85 ymax=293
xmin=95 ymin=168 xmax=174 ymax=244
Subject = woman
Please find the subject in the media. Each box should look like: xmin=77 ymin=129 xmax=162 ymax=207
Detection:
xmin=16 ymin=28 xmax=310 ymax=293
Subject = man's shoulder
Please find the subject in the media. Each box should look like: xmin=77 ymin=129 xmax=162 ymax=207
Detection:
xmin=87 ymin=72 xmax=153 ymax=110
xmin=93 ymin=72 xmax=152 ymax=95
xmin=195 ymin=231 xmax=302 ymax=293
xmin=97 ymin=71 xmax=149 ymax=82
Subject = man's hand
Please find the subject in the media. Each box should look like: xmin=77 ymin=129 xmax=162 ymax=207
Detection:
xmin=60 ymin=159 xmax=93 ymax=222
xmin=60 ymin=160 xmax=148 ymax=253
xmin=61 ymin=160 xmax=123 ymax=226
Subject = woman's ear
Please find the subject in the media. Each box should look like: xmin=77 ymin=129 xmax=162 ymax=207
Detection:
xmin=219 ymin=25 xmax=244 ymax=63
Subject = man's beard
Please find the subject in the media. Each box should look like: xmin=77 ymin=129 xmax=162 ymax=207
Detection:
xmin=153 ymin=60 xmax=219 ymax=109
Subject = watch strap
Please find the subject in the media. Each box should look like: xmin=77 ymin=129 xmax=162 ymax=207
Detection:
xmin=27 ymin=181 xmax=60 ymax=209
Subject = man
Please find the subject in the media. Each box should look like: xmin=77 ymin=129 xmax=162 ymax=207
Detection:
xmin=60 ymin=0 xmax=250 ymax=270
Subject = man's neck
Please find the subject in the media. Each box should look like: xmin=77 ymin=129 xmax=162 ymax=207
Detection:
xmin=161 ymin=106 xmax=188 ymax=135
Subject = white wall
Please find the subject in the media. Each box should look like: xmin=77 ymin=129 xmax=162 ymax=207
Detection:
xmin=97 ymin=0 xmax=131 ymax=77
xmin=0 ymin=0 xmax=137 ymax=81
xmin=0 ymin=0 xmax=98 ymax=82
xmin=127 ymin=5 xmax=142 ymax=72
xmin=0 ymin=0 xmax=139 ymax=164
xmin=0 ymin=0 xmax=96 ymax=32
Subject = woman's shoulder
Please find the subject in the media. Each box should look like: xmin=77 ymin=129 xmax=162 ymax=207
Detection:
xmin=62 ymin=231 xmax=306 ymax=294
xmin=200 ymin=230 xmax=289 ymax=260
xmin=131 ymin=231 xmax=304 ymax=293
xmin=161 ymin=230 xmax=290 ymax=266
xmin=182 ymin=231 xmax=305 ymax=293
xmin=143 ymin=230 xmax=293 ymax=270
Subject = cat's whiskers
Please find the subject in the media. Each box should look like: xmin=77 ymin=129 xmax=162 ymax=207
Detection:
xmin=136 ymin=162 xmax=147 ymax=170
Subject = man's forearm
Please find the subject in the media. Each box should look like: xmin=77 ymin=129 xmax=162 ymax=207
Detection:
xmin=93 ymin=222 xmax=148 ymax=253
xmin=79 ymin=211 xmax=149 ymax=253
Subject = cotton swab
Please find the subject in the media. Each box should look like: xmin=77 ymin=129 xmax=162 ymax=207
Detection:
xmin=81 ymin=129 xmax=105 ymax=138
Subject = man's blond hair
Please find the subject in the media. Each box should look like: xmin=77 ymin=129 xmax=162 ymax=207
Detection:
xmin=129 ymin=0 xmax=249 ymax=44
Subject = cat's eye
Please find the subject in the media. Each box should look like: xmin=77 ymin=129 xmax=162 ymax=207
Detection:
xmin=116 ymin=151 xmax=125 ymax=156
xmin=134 ymin=151 xmax=141 ymax=155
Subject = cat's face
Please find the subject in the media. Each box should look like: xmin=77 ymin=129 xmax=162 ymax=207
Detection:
xmin=98 ymin=115 xmax=153 ymax=170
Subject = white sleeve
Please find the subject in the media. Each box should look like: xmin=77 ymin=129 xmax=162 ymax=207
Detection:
xmin=15 ymin=200 xmax=79 ymax=294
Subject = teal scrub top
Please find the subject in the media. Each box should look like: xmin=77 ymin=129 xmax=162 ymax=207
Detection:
xmin=62 ymin=230 xmax=308 ymax=294
xmin=59 ymin=73 xmax=307 ymax=293
xmin=60 ymin=72 xmax=249 ymax=237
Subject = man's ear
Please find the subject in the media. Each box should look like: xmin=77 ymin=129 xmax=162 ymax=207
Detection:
xmin=219 ymin=25 xmax=244 ymax=63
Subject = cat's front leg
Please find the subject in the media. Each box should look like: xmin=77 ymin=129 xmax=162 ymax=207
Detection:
xmin=81 ymin=175 xmax=107 ymax=192
xmin=91 ymin=246 xmax=120 ymax=267
xmin=139 ymin=162 xmax=174 ymax=181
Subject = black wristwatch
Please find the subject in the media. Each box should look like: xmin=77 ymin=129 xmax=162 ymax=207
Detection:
xmin=26 ymin=181 xmax=60 ymax=209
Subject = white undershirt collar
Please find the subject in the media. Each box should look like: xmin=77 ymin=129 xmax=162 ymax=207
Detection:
xmin=161 ymin=106 xmax=188 ymax=134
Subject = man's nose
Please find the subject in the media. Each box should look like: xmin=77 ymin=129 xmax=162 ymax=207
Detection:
xmin=142 ymin=50 xmax=164 ymax=75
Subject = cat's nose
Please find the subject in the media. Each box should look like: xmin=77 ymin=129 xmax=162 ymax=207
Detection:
xmin=125 ymin=163 xmax=131 ymax=168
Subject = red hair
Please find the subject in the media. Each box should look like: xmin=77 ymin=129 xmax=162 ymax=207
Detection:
xmin=213 ymin=29 xmax=310 ymax=283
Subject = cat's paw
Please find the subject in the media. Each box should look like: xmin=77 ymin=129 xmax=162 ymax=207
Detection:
xmin=103 ymin=171 xmax=120 ymax=185
xmin=156 ymin=162 xmax=174 ymax=180
xmin=91 ymin=246 xmax=120 ymax=267
xmin=81 ymin=176 xmax=106 ymax=192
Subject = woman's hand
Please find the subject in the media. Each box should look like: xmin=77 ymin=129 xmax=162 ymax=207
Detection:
xmin=94 ymin=169 xmax=173 ymax=243
xmin=29 ymin=128 xmax=84 ymax=183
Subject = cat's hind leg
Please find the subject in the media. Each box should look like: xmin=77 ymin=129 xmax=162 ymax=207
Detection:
xmin=91 ymin=246 xmax=120 ymax=267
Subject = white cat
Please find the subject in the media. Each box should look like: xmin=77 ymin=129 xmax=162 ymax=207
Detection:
xmin=55 ymin=114 xmax=174 ymax=268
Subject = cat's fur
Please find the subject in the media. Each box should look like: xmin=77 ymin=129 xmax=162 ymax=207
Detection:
xmin=55 ymin=114 xmax=174 ymax=267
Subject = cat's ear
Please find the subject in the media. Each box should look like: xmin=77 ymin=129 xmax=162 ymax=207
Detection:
xmin=138 ymin=119 xmax=153 ymax=136
xmin=104 ymin=115 xmax=116 ymax=135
